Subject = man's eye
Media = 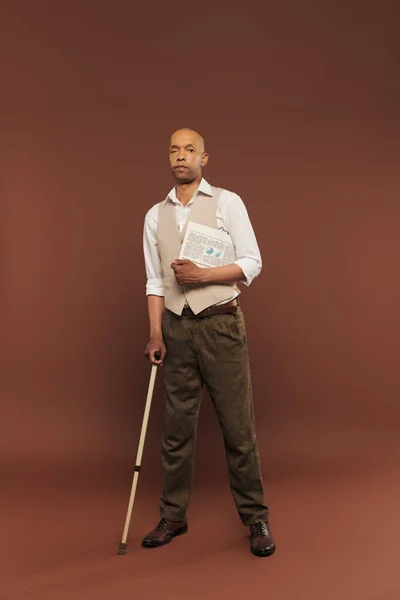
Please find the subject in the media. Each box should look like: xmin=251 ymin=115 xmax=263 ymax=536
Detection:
xmin=188 ymin=149 xmax=195 ymax=153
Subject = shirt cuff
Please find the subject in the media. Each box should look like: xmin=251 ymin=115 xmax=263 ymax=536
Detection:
xmin=146 ymin=278 xmax=165 ymax=296
xmin=234 ymin=258 xmax=262 ymax=286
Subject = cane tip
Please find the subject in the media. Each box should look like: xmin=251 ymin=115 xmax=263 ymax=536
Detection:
xmin=117 ymin=542 xmax=127 ymax=555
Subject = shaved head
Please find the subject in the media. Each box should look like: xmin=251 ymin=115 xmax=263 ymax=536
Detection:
xmin=168 ymin=128 xmax=208 ymax=184
xmin=170 ymin=128 xmax=205 ymax=153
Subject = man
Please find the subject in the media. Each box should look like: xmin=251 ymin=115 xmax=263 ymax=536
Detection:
xmin=141 ymin=128 xmax=275 ymax=557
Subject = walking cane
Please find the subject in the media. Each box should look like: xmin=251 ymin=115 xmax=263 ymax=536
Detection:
xmin=117 ymin=350 xmax=162 ymax=555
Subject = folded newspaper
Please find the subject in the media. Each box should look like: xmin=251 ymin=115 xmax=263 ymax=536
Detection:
xmin=179 ymin=222 xmax=236 ymax=268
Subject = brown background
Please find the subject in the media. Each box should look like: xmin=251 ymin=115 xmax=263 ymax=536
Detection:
xmin=1 ymin=1 xmax=399 ymax=599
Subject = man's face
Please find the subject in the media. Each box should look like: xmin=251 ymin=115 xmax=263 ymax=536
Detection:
xmin=169 ymin=130 xmax=208 ymax=183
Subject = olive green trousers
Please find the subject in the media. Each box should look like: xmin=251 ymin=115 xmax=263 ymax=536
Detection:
xmin=159 ymin=307 xmax=268 ymax=527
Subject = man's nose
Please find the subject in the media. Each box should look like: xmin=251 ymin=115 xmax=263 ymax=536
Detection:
xmin=177 ymin=156 xmax=185 ymax=161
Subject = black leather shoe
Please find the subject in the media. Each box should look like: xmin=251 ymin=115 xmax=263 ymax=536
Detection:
xmin=141 ymin=518 xmax=188 ymax=548
xmin=249 ymin=521 xmax=276 ymax=557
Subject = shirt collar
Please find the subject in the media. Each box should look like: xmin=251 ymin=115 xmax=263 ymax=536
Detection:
xmin=165 ymin=178 xmax=212 ymax=205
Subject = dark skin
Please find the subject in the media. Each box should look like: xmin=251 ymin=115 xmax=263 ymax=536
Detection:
xmin=144 ymin=128 xmax=244 ymax=365
xmin=168 ymin=128 xmax=244 ymax=287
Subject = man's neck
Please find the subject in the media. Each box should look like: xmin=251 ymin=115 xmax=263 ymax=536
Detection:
xmin=175 ymin=176 xmax=202 ymax=206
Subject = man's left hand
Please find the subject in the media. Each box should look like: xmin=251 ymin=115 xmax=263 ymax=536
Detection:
xmin=171 ymin=259 xmax=205 ymax=285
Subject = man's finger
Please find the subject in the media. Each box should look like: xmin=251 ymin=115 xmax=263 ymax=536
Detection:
xmin=151 ymin=348 xmax=165 ymax=366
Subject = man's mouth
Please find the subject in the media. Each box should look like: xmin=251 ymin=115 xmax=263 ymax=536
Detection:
xmin=175 ymin=165 xmax=188 ymax=170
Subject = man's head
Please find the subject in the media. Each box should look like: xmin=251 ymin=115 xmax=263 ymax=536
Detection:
xmin=169 ymin=128 xmax=209 ymax=184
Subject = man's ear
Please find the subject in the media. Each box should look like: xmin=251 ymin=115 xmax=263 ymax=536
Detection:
xmin=201 ymin=152 xmax=209 ymax=167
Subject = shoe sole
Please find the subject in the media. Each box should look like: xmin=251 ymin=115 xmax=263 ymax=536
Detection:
xmin=141 ymin=524 xmax=188 ymax=548
xmin=250 ymin=545 xmax=276 ymax=558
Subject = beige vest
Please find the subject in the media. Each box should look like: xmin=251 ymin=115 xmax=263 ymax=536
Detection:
xmin=157 ymin=186 xmax=240 ymax=315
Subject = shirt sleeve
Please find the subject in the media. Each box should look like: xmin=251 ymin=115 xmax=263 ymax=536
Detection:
xmin=143 ymin=205 xmax=165 ymax=296
xmin=220 ymin=192 xmax=262 ymax=286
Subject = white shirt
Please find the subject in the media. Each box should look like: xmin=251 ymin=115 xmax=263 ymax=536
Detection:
xmin=143 ymin=178 xmax=262 ymax=296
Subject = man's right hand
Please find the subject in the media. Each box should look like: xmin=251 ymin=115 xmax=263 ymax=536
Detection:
xmin=144 ymin=338 xmax=166 ymax=366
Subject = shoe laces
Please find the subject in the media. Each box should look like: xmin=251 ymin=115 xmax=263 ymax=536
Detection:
xmin=155 ymin=518 xmax=170 ymax=531
xmin=252 ymin=522 xmax=267 ymax=536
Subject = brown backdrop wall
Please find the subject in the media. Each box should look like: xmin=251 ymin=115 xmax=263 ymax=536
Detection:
xmin=1 ymin=0 xmax=399 ymax=538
